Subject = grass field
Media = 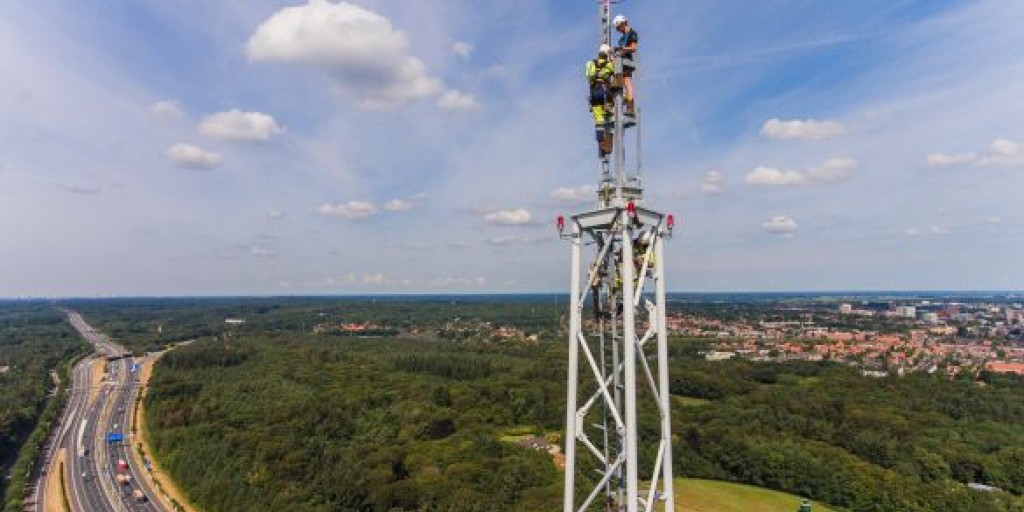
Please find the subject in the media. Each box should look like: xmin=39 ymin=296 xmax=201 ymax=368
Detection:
xmin=674 ymin=479 xmax=844 ymax=512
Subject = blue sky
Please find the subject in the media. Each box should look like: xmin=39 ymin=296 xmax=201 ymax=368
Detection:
xmin=1 ymin=0 xmax=1022 ymax=296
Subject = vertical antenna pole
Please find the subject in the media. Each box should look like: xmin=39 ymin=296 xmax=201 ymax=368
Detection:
xmin=563 ymin=222 xmax=581 ymax=512
xmin=655 ymin=230 xmax=675 ymax=510
xmin=621 ymin=224 xmax=638 ymax=512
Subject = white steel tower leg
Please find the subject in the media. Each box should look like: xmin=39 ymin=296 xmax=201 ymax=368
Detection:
xmin=655 ymin=232 xmax=675 ymax=510
xmin=621 ymin=226 xmax=638 ymax=512
xmin=563 ymin=223 xmax=581 ymax=512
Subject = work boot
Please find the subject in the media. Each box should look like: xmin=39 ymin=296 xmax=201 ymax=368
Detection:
xmin=600 ymin=132 xmax=613 ymax=156
xmin=624 ymin=98 xmax=636 ymax=117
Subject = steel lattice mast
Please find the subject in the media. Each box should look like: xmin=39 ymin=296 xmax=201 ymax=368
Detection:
xmin=560 ymin=1 xmax=675 ymax=511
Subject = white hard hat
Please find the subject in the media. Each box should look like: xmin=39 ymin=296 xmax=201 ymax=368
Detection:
xmin=613 ymin=14 xmax=628 ymax=27
xmin=599 ymin=43 xmax=612 ymax=55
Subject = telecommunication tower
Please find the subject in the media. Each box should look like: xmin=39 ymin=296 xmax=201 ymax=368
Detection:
xmin=558 ymin=1 xmax=676 ymax=511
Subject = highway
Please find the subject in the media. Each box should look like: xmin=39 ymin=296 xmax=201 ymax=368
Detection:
xmin=31 ymin=312 xmax=168 ymax=512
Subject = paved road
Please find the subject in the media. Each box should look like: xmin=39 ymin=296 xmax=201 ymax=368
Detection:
xmin=31 ymin=312 xmax=168 ymax=512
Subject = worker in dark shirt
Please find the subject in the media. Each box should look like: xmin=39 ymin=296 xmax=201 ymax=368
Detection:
xmin=613 ymin=14 xmax=638 ymax=116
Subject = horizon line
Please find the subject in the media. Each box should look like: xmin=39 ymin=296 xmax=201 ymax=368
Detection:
xmin=3 ymin=289 xmax=1023 ymax=301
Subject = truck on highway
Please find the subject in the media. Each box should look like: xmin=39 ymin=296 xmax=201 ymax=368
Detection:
xmin=133 ymin=489 xmax=147 ymax=503
xmin=117 ymin=459 xmax=128 ymax=472
xmin=116 ymin=474 xmax=132 ymax=486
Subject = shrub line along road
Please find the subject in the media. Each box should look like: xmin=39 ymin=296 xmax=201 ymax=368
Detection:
xmin=30 ymin=311 xmax=167 ymax=512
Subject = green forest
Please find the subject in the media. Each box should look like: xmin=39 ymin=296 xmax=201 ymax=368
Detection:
xmin=64 ymin=296 xmax=565 ymax=353
xmin=135 ymin=298 xmax=1024 ymax=512
xmin=0 ymin=302 xmax=84 ymax=508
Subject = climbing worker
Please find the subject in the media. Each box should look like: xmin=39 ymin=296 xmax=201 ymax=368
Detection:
xmin=613 ymin=14 xmax=639 ymax=116
xmin=590 ymin=263 xmax=604 ymax=319
xmin=587 ymin=43 xmax=616 ymax=160
xmin=633 ymin=230 xmax=656 ymax=278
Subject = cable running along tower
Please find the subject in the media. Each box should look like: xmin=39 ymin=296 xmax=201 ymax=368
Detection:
xmin=560 ymin=1 xmax=675 ymax=511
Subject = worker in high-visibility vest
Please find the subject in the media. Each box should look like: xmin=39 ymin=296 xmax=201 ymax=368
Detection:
xmin=613 ymin=14 xmax=639 ymax=116
xmin=587 ymin=44 xmax=615 ymax=160
xmin=633 ymin=230 xmax=656 ymax=277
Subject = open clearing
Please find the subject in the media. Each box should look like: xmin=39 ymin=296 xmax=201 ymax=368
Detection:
xmin=674 ymin=479 xmax=843 ymax=512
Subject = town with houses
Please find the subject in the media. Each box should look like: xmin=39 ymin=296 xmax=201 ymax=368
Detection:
xmin=670 ymin=299 xmax=1024 ymax=378
xmin=291 ymin=296 xmax=1024 ymax=380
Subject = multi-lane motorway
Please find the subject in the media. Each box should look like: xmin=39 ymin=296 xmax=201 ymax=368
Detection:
xmin=32 ymin=312 xmax=168 ymax=512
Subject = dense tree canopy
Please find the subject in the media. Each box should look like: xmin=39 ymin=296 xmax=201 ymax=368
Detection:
xmin=0 ymin=303 xmax=83 ymax=508
xmin=106 ymin=297 xmax=1022 ymax=512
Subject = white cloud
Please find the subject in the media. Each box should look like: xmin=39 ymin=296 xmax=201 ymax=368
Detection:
xmin=362 ymin=272 xmax=386 ymax=285
xmin=926 ymin=152 xmax=978 ymax=166
xmin=484 ymin=208 xmax=532 ymax=225
xmin=990 ymin=138 xmax=1019 ymax=156
xmin=806 ymin=158 xmax=858 ymax=183
xmin=267 ymin=210 xmax=286 ymax=220
xmin=986 ymin=216 xmax=1003 ymax=224
xmin=699 ymin=170 xmax=727 ymax=195
xmin=551 ymin=185 xmax=597 ymax=204
xmin=487 ymin=236 xmax=547 ymax=246
xmin=903 ymin=226 xmax=950 ymax=237
xmin=56 ymin=182 xmax=102 ymax=195
xmin=400 ymin=242 xmax=432 ymax=251
xmin=746 ymin=167 xmax=806 ymax=186
xmin=452 ymin=41 xmax=473 ymax=58
xmin=761 ymin=118 xmax=846 ymax=140
xmin=246 ymin=0 xmax=444 ymax=109
xmin=333 ymin=272 xmax=486 ymax=289
xmin=429 ymin=276 xmax=486 ymax=288
xmin=436 ymin=90 xmax=480 ymax=111
xmin=250 ymin=246 xmax=278 ymax=257
xmin=978 ymin=138 xmax=1024 ymax=167
xmin=165 ymin=143 xmax=224 ymax=170
xmin=198 ymin=110 xmax=283 ymax=141
xmin=927 ymin=138 xmax=1024 ymax=168
xmin=150 ymin=100 xmax=183 ymax=118
xmin=383 ymin=199 xmax=412 ymax=211
xmin=746 ymin=158 xmax=857 ymax=187
xmin=318 ymin=201 xmax=378 ymax=219
xmin=762 ymin=215 xmax=799 ymax=235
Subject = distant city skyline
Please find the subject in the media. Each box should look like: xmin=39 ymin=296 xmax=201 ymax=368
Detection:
xmin=1 ymin=1 xmax=1022 ymax=296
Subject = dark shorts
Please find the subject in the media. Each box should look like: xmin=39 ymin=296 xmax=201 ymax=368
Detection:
xmin=621 ymin=52 xmax=635 ymax=77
